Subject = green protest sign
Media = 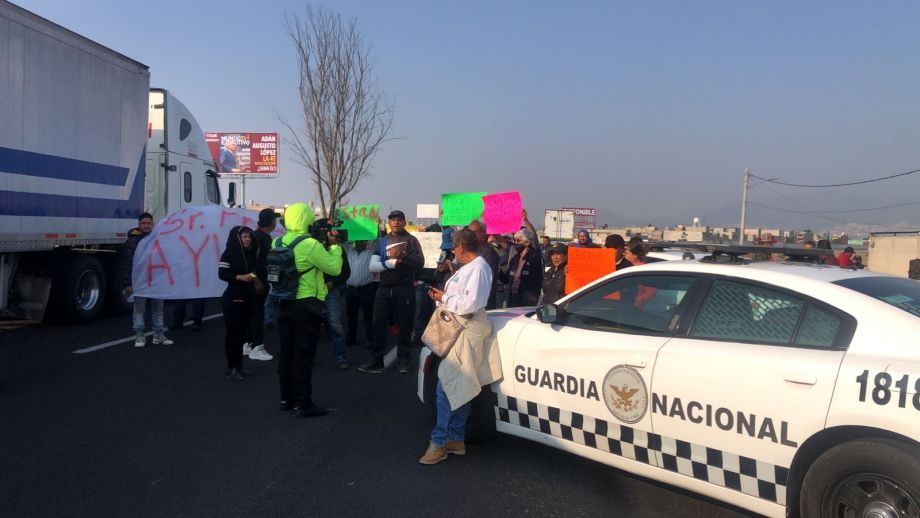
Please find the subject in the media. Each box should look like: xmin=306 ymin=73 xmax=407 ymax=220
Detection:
xmin=334 ymin=205 xmax=380 ymax=242
xmin=440 ymin=192 xmax=487 ymax=226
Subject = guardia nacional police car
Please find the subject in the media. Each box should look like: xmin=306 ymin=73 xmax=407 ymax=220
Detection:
xmin=417 ymin=246 xmax=920 ymax=518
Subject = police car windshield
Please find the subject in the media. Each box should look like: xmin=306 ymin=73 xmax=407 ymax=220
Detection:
xmin=833 ymin=277 xmax=920 ymax=318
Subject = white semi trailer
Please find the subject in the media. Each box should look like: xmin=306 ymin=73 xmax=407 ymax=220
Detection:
xmin=0 ymin=1 xmax=221 ymax=322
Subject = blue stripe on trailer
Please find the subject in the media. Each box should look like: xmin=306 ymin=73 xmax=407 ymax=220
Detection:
xmin=0 ymin=149 xmax=145 ymax=219
xmin=0 ymin=146 xmax=130 ymax=186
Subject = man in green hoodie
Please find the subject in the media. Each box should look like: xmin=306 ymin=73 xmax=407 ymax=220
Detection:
xmin=277 ymin=203 xmax=343 ymax=418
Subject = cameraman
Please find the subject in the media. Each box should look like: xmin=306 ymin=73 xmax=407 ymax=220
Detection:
xmin=276 ymin=203 xmax=343 ymax=418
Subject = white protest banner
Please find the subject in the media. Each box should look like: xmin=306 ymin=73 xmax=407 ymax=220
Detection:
xmin=132 ymin=206 xmax=283 ymax=299
xmin=412 ymin=231 xmax=444 ymax=269
xmin=416 ymin=203 xmax=440 ymax=220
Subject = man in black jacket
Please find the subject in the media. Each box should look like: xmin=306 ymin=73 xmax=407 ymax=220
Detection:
xmin=358 ymin=210 xmax=424 ymax=374
xmin=121 ymin=212 xmax=173 ymax=347
xmin=244 ymin=208 xmax=279 ymax=361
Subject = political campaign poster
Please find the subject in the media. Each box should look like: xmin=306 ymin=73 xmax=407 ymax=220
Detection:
xmin=205 ymin=132 xmax=279 ymax=176
xmin=482 ymin=191 xmax=522 ymax=234
xmin=441 ymin=191 xmax=487 ymax=226
xmin=131 ymin=206 xmax=284 ymax=299
xmin=564 ymin=247 xmax=616 ymax=294
xmin=563 ymin=207 xmax=597 ymax=229
xmin=335 ymin=205 xmax=381 ymax=242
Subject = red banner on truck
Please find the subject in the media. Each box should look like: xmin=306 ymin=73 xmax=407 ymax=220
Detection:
xmin=205 ymin=132 xmax=278 ymax=176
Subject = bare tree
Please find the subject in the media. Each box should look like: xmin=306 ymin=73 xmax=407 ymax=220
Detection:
xmin=279 ymin=5 xmax=394 ymax=217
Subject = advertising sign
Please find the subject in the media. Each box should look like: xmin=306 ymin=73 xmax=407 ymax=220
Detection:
xmin=205 ymin=132 xmax=278 ymax=176
xmin=563 ymin=207 xmax=597 ymax=229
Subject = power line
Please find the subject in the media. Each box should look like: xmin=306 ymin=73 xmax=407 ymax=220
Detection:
xmin=748 ymin=198 xmax=920 ymax=215
xmin=750 ymin=168 xmax=920 ymax=188
xmin=756 ymin=183 xmax=843 ymax=224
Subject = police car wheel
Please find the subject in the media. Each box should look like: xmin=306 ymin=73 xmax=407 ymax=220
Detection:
xmin=800 ymin=438 xmax=920 ymax=518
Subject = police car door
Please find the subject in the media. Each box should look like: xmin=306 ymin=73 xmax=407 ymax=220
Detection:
xmin=506 ymin=273 xmax=699 ymax=473
xmin=651 ymin=278 xmax=851 ymax=508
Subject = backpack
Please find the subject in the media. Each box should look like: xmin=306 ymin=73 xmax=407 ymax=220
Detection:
xmin=266 ymin=235 xmax=314 ymax=299
xmin=909 ymin=258 xmax=920 ymax=280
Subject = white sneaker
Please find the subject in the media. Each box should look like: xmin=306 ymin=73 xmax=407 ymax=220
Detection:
xmin=152 ymin=333 xmax=174 ymax=345
xmin=249 ymin=344 xmax=273 ymax=361
xmin=242 ymin=342 xmax=252 ymax=356
xmin=134 ymin=333 xmax=146 ymax=348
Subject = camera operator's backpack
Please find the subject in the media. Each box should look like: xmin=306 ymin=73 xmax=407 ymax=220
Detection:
xmin=266 ymin=235 xmax=314 ymax=299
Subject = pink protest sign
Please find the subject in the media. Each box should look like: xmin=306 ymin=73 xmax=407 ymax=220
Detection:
xmin=482 ymin=192 xmax=522 ymax=234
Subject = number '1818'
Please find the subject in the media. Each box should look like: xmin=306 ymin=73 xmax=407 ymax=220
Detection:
xmin=856 ymin=370 xmax=920 ymax=410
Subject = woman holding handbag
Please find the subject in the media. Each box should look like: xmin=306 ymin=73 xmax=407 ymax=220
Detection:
xmin=419 ymin=229 xmax=503 ymax=465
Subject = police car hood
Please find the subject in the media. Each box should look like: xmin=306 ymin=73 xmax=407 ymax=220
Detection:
xmin=284 ymin=203 xmax=315 ymax=234
xmin=488 ymin=307 xmax=535 ymax=319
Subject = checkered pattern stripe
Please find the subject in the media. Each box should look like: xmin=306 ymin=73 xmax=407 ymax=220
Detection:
xmin=494 ymin=393 xmax=789 ymax=505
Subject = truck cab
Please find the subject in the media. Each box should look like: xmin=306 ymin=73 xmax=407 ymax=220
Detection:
xmin=146 ymin=89 xmax=221 ymax=221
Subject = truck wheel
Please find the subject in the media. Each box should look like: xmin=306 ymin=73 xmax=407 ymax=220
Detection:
xmin=464 ymin=386 xmax=497 ymax=444
xmin=51 ymin=255 xmax=106 ymax=323
xmin=799 ymin=438 xmax=920 ymax=518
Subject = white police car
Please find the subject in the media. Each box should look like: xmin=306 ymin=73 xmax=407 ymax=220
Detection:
xmin=418 ymin=255 xmax=920 ymax=518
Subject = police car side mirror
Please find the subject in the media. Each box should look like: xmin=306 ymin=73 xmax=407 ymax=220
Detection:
xmin=537 ymin=304 xmax=559 ymax=324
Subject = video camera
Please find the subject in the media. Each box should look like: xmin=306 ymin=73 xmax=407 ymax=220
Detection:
xmin=311 ymin=218 xmax=347 ymax=247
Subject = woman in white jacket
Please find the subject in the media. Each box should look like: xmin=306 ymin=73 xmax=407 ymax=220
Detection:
xmin=418 ymin=228 xmax=503 ymax=465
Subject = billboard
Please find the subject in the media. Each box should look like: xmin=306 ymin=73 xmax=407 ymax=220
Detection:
xmin=563 ymin=207 xmax=597 ymax=229
xmin=205 ymin=132 xmax=278 ymax=176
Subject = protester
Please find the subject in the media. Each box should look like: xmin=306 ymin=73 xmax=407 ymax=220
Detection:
xmin=322 ymin=225 xmax=351 ymax=370
xmin=604 ymin=234 xmax=629 ymax=270
xmin=276 ymin=203 xmax=343 ymax=417
xmin=412 ymin=228 xmax=454 ymax=350
xmin=837 ymin=246 xmax=856 ymax=268
xmin=502 ymin=227 xmax=543 ymax=307
xmin=541 ymin=243 xmax=568 ymax=305
xmin=435 ymin=228 xmax=457 ymax=289
xmin=345 ymin=240 xmax=377 ymax=347
xmin=574 ymin=228 xmax=598 ymax=248
xmin=122 ymin=212 xmax=173 ymax=348
xmin=172 ymin=299 xmax=204 ymax=332
xmin=467 ymin=220 xmax=500 ymax=308
xmin=816 ymin=239 xmax=838 ymax=265
xmin=803 ymin=240 xmax=816 ymax=249
xmin=540 ymin=235 xmax=552 ymax=267
xmin=359 ymin=210 xmax=424 ymax=375
xmin=488 ymin=234 xmax=512 ymax=308
xmin=419 ymin=229 xmax=502 ymax=465
xmin=217 ymin=226 xmax=260 ymax=380
xmin=624 ymin=240 xmax=649 ymax=267
xmin=244 ymin=208 xmax=279 ymax=362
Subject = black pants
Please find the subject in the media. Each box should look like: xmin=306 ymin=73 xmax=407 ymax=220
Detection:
xmin=370 ymin=285 xmax=415 ymax=361
xmin=247 ymin=291 xmax=268 ymax=346
xmin=346 ymin=283 xmax=376 ymax=344
xmin=173 ymin=298 xmax=205 ymax=328
xmin=221 ymin=297 xmax=250 ymax=370
xmin=278 ymin=298 xmax=324 ymax=407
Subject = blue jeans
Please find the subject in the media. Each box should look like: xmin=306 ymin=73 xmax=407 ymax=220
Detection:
xmin=133 ymin=297 xmax=165 ymax=334
xmin=430 ymin=381 xmax=471 ymax=447
xmin=264 ymin=292 xmax=279 ymax=325
xmin=325 ymin=285 xmax=348 ymax=362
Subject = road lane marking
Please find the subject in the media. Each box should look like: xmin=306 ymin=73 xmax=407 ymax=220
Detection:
xmin=72 ymin=314 xmax=223 ymax=354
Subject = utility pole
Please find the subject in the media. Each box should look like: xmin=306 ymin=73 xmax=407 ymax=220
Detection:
xmin=739 ymin=167 xmax=750 ymax=245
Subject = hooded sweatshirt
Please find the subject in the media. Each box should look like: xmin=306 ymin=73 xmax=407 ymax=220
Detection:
xmin=280 ymin=203 xmax=343 ymax=301
xmin=218 ymin=226 xmax=260 ymax=300
xmin=574 ymin=228 xmax=598 ymax=248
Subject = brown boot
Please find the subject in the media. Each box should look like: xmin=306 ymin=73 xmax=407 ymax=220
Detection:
xmin=445 ymin=440 xmax=466 ymax=456
xmin=418 ymin=442 xmax=448 ymax=465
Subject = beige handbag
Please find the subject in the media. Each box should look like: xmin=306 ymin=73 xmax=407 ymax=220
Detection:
xmin=422 ymin=306 xmax=465 ymax=357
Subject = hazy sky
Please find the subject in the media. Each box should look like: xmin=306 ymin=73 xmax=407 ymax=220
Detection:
xmin=15 ymin=0 xmax=920 ymax=231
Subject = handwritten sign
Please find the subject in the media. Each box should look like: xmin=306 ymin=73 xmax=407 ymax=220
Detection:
xmin=440 ymin=191 xmax=487 ymax=226
xmin=564 ymin=247 xmax=616 ymax=294
xmin=412 ymin=232 xmax=444 ymax=269
xmin=335 ymin=205 xmax=380 ymax=242
xmin=416 ymin=203 xmax=440 ymax=220
xmin=131 ymin=206 xmax=282 ymax=300
xmin=482 ymin=191 xmax=522 ymax=234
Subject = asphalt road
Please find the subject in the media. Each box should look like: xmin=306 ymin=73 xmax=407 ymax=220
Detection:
xmin=0 ymin=304 xmax=755 ymax=517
